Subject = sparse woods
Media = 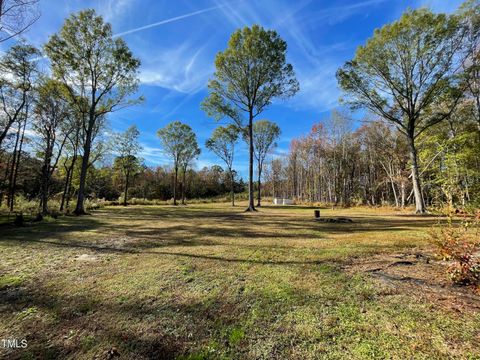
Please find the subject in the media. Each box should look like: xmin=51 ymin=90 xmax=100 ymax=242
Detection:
xmin=253 ymin=120 xmax=280 ymax=207
xmin=112 ymin=125 xmax=142 ymax=206
xmin=33 ymin=78 xmax=72 ymax=215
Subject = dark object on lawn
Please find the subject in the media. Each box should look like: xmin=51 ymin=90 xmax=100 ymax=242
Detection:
xmin=33 ymin=213 xmax=43 ymax=222
xmin=14 ymin=214 xmax=24 ymax=226
xmin=106 ymin=347 xmax=120 ymax=359
xmin=314 ymin=210 xmax=320 ymax=218
xmin=316 ymin=217 xmax=353 ymax=223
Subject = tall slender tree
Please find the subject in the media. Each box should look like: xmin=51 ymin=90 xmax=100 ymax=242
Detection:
xmin=32 ymin=78 xmax=72 ymax=215
xmin=157 ymin=121 xmax=197 ymax=206
xmin=337 ymin=9 xmax=463 ymax=213
xmin=180 ymin=138 xmax=200 ymax=205
xmin=206 ymin=125 xmax=240 ymax=206
xmin=59 ymin=106 xmax=83 ymax=212
xmin=202 ymin=25 xmax=299 ymax=211
xmin=253 ymin=120 xmax=280 ymax=207
xmin=112 ymin=125 xmax=142 ymax=206
xmin=6 ymin=111 xmax=27 ymax=211
xmin=0 ymin=43 xmax=39 ymax=149
xmin=45 ymin=9 xmax=141 ymax=215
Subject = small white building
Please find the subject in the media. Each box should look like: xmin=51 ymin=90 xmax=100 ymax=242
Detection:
xmin=273 ymin=198 xmax=294 ymax=205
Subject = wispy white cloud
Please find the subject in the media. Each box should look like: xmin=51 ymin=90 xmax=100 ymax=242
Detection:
xmin=138 ymin=43 xmax=212 ymax=93
xmin=98 ymin=0 xmax=136 ymax=24
xmin=207 ymin=0 xmax=385 ymax=113
xmin=139 ymin=144 xmax=170 ymax=165
xmin=416 ymin=0 xmax=463 ymax=13
xmin=213 ymin=0 xmax=262 ymax=28
xmin=302 ymin=0 xmax=388 ymax=26
xmin=287 ymin=61 xmax=341 ymax=113
xmin=113 ymin=2 xmax=235 ymax=37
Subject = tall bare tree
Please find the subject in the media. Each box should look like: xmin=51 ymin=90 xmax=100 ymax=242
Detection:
xmin=179 ymin=138 xmax=200 ymax=205
xmin=253 ymin=120 xmax=280 ymax=207
xmin=0 ymin=0 xmax=40 ymax=43
xmin=157 ymin=121 xmax=198 ymax=206
xmin=0 ymin=43 xmax=39 ymax=149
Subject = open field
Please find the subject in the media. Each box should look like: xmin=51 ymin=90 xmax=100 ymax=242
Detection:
xmin=0 ymin=203 xmax=479 ymax=359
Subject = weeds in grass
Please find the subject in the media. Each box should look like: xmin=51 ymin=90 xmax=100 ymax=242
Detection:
xmin=0 ymin=274 xmax=23 ymax=289
xmin=227 ymin=327 xmax=245 ymax=345
xmin=429 ymin=216 xmax=480 ymax=288
xmin=17 ymin=307 xmax=38 ymax=320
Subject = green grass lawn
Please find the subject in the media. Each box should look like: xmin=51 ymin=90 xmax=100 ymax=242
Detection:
xmin=0 ymin=203 xmax=478 ymax=359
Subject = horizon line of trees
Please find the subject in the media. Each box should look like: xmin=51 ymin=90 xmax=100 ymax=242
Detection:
xmin=1 ymin=1 xmax=479 ymax=217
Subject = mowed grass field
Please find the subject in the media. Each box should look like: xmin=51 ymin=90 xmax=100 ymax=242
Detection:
xmin=0 ymin=203 xmax=479 ymax=359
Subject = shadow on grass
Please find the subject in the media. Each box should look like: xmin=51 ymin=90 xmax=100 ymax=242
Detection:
xmin=0 ymin=205 xmax=439 ymax=243
xmin=0 ymin=205 xmax=441 ymax=270
xmin=0 ymin=261 xmax=346 ymax=359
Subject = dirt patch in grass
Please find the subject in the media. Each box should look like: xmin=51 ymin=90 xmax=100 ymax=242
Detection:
xmin=344 ymin=251 xmax=480 ymax=313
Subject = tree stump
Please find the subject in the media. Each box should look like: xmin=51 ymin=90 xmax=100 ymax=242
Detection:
xmin=14 ymin=214 xmax=24 ymax=227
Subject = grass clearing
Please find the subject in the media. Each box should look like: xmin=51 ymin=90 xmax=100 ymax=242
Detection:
xmin=0 ymin=203 xmax=478 ymax=359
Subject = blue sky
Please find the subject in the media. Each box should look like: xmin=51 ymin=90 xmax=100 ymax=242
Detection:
xmin=4 ymin=0 xmax=465 ymax=177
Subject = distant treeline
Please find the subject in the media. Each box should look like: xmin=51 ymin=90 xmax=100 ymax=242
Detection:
xmin=261 ymin=110 xmax=479 ymax=210
xmin=0 ymin=152 xmax=245 ymax=210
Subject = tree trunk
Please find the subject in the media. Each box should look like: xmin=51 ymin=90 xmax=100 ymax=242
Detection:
xmin=8 ymin=117 xmax=27 ymax=212
xmin=60 ymin=162 xmax=71 ymax=212
xmin=40 ymin=144 xmax=52 ymax=215
xmin=390 ymin=178 xmax=399 ymax=207
xmin=230 ymin=170 xmax=235 ymax=206
xmin=408 ymin=135 xmax=426 ymax=213
xmin=7 ymin=121 xmax=21 ymax=211
xmin=173 ymin=166 xmax=178 ymax=206
xmin=65 ymin=175 xmax=74 ymax=209
xmin=74 ymin=122 xmax=93 ymax=215
xmin=123 ymin=170 xmax=129 ymax=206
xmin=60 ymin=154 xmax=77 ymax=212
xmin=181 ymin=168 xmax=186 ymax=205
xmin=256 ymin=165 xmax=262 ymax=207
xmin=246 ymin=110 xmax=256 ymax=211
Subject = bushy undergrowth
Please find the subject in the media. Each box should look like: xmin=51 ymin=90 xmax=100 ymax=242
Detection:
xmin=429 ymin=216 xmax=480 ymax=289
xmin=0 ymin=196 xmax=107 ymax=218
xmin=110 ymin=193 xmax=250 ymax=206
